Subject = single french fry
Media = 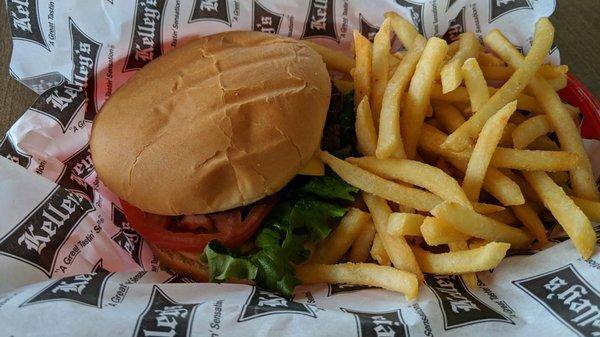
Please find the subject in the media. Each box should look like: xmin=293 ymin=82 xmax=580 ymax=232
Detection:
xmin=486 ymin=209 xmax=518 ymax=225
xmin=353 ymin=30 xmax=372 ymax=105
xmin=468 ymin=239 xmax=490 ymax=249
xmin=490 ymin=148 xmax=578 ymax=171
xmin=511 ymin=203 xmax=549 ymax=245
xmin=463 ymin=100 xmax=517 ymax=201
xmin=523 ymin=171 xmax=596 ymax=258
xmin=441 ymin=33 xmax=480 ymax=93
xmin=384 ymin=11 xmax=419 ymax=48
xmin=296 ymin=263 xmax=419 ymax=300
xmin=431 ymin=201 xmax=533 ymax=248
xmin=363 ymin=193 xmax=424 ymax=281
xmin=370 ymin=18 xmax=392 ymax=127
xmin=512 ymin=115 xmax=553 ymax=149
xmin=302 ymin=41 xmax=354 ymax=74
xmin=471 ymin=202 xmax=505 ymax=214
xmin=356 ymin=97 xmax=378 ymax=156
xmin=421 ymin=216 xmax=470 ymax=245
xmin=447 ymin=241 xmax=479 ymax=287
xmin=447 ymin=40 xmax=460 ymax=59
xmin=387 ymin=213 xmax=425 ymax=236
xmin=310 ymin=208 xmax=371 ymax=264
xmin=481 ymin=64 xmax=568 ymax=82
xmin=461 ymin=58 xmax=490 ymax=113
xmin=348 ymin=220 xmax=377 ymax=263
xmin=484 ymin=25 xmax=599 ymax=201
xmin=528 ymin=135 xmax=560 ymax=151
xmin=442 ymin=19 xmax=554 ymax=152
xmin=377 ymin=35 xmax=426 ymax=158
xmin=570 ymin=197 xmax=600 ymax=223
xmin=418 ymin=123 xmax=472 ymax=161
xmin=499 ymin=122 xmax=517 ymax=148
xmin=432 ymin=101 xmax=466 ymax=134
xmin=347 ymin=156 xmax=472 ymax=208
xmin=477 ymin=51 xmax=505 ymax=66
xmin=402 ymin=37 xmax=449 ymax=159
xmin=501 ymin=169 xmax=543 ymax=204
xmin=370 ymin=234 xmax=391 ymax=266
xmin=413 ymin=242 xmax=510 ymax=274
xmin=320 ymin=151 xmax=442 ymax=211
xmin=545 ymin=76 xmax=568 ymax=91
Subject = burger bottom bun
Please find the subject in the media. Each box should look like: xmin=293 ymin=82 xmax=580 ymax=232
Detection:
xmin=150 ymin=244 xmax=209 ymax=282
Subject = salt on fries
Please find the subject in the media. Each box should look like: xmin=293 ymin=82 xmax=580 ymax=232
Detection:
xmin=300 ymin=15 xmax=597 ymax=299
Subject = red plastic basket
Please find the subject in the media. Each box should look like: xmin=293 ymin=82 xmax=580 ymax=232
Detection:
xmin=559 ymin=73 xmax=600 ymax=140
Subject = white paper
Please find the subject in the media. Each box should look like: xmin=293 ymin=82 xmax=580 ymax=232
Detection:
xmin=2 ymin=0 xmax=599 ymax=336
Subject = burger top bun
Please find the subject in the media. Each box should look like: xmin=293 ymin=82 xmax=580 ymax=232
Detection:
xmin=91 ymin=31 xmax=331 ymax=215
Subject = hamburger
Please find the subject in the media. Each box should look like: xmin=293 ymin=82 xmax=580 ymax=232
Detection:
xmin=90 ymin=31 xmax=358 ymax=294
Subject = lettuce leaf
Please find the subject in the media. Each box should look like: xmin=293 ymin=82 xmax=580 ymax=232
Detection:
xmin=202 ymin=173 xmax=356 ymax=296
xmin=299 ymin=174 xmax=359 ymax=201
xmin=203 ymin=241 xmax=258 ymax=282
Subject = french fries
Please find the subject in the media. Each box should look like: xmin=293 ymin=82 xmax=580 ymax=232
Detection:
xmin=370 ymin=234 xmax=391 ymax=266
xmin=486 ymin=209 xmax=518 ymax=225
xmin=376 ymin=35 xmax=426 ymax=158
xmin=477 ymin=51 xmax=505 ymax=66
xmin=431 ymin=201 xmax=532 ymax=248
xmin=352 ymin=31 xmax=372 ymax=105
xmin=463 ymin=100 xmax=517 ymax=201
xmin=484 ymin=26 xmax=599 ymax=201
xmin=442 ymin=19 xmax=554 ymax=152
xmin=370 ymin=18 xmax=392 ymax=126
xmin=310 ymin=14 xmax=596 ymax=298
xmin=440 ymin=32 xmax=479 ymax=93
xmin=402 ymin=37 xmax=448 ymax=159
xmin=490 ymin=148 xmax=578 ymax=171
xmin=363 ymin=193 xmax=424 ymax=281
xmin=302 ymin=41 xmax=354 ymax=74
xmin=431 ymin=85 xmax=578 ymax=117
xmin=413 ymin=242 xmax=510 ymax=274
xmin=461 ymin=58 xmax=489 ymax=113
xmin=512 ymin=115 xmax=553 ymax=149
xmin=570 ymin=196 xmax=600 ymax=222
xmin=384 ymin=11 xmax=419 ymax=48
xmin=432 ymin=101 xmax=466 ymax=133
xmin=355 ymin=97 xmax=378 ymax=156
xmin=511 ymin=203 xmax=549 ymax=245
xmin=420 ymin=216 xmax=470 ymax=245
xmin=523 ymin=172 xmax=596 ymax=258
xmin=347 ymin=156 xmax=472 ymax=207
xmin=310 ymin=208 xmax=370 ymax=264
xmin=348 ymin=220 xmax=377 ymax=263
xmin=471 ymin=202 xmax=506 ymax=214
xmin=447 ymin=241 xmax=479 ymax=287
xmin=387 ymin=213 xmax=425 ymax=236
xmin=296 ymin=263 xmax=419 ymax=300
xmin=320 ymin=151 xmax=442 ymax=211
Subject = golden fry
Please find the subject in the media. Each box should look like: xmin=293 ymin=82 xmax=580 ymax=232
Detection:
xmin=413 ymin=242 xmax=510 ymax=274
xmin=402 ymin=37 xmax=449 ymax=159
xmin=296 ymin=263 xmax=419 ymax=300
xmin=523 ymin=171 xmax=596 ymax=258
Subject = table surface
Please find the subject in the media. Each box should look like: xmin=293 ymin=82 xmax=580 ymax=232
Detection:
xmin=1 ymin=0 xmax=598 ymax=134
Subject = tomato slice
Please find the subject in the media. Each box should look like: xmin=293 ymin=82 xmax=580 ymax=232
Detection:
xmin=120 ymin=196 xmax=277 ymax=252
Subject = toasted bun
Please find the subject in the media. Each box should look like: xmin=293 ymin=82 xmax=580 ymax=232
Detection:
xmin=91 ymin=31 xmax=330 ymax=215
